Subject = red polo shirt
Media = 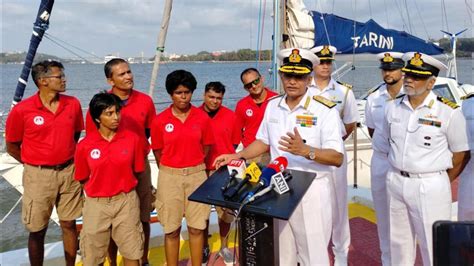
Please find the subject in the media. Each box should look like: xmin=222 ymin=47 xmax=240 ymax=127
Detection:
xmin=74 ymin=127 xmax=145 ymax=197
xmin=5 ymin=93 xmax=84 ymax=165
xmin=234 ymin=88 xmax=278 ymax=147
xmin=199 ymin=105 xmax=240 ymax=170
xmin=85 ymin=89 xmax=156 ymax=153
xmin=150 ymin=105 xmax=214 ymax=168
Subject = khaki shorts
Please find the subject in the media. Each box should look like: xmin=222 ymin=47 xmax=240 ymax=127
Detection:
xmin=156 ymin=164 xmax=211 ymax=234
xmin=136 ymin=157 xmax=153 ymax=222
xmin=22 ymin=163 xmax=83 ymax=232
xmin=207 ymin=170 xmax=235 ymax=224
xmin=80 ymin=191 xmax=144 ymax=265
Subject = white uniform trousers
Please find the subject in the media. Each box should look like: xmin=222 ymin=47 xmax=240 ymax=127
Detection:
xmin=330 ymin=150 xmax=350 ymax=259
xmin=278 ymin=176 xmax=332 ymax=266
xmin=458 ymin=152 xmax=474 ymax=221
xmin=386 ymin=169 xmax=451 ymax=266
xmin=370 ymin=151 xmax=390 ymax=266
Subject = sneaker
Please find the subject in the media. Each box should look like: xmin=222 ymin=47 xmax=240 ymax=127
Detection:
xmin=202 ymin=245 xmax=210 ymax=265
xmin=218 ymin=247 xmax=235 ymax=265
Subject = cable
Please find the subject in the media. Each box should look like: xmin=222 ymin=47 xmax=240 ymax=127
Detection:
xmin=413 ymin=0 xmax=430 ymax=39
xmin=43 ymin=34 xmax=93 ymax=63
xmin=44 ymin=33 xmax=102 ymax=60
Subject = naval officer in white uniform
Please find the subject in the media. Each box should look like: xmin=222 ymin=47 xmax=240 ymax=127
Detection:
xmin=458 ymin=92 xmax=474 ymax=221
xmin=381 ymin=52 xmax=470 ymax=265
xmin=309 ymin=45 xmax=360 ymax=265
xmin=364 ymin=51 xmax=404 ymax=265
xmin=215 ymin=48 xmax=344 ymax=265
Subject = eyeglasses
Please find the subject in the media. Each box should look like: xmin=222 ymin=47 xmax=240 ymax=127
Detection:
xmin=243 ymin=77 xmax=261 ymax=89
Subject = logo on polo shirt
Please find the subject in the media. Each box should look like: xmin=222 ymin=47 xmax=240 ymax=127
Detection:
xmin=246 ymin=109 xmax=253 ymax=117
xmin=33 ymin=116 xmax=44 ymax=125
xmin=165 ymin=123 xmax=174 ymax=132
xmin=90 ymin=149 xmax=101 ymax=159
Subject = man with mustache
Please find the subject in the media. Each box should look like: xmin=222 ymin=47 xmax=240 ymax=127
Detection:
xmin=381 ymin=52 xmax=470 ymax=265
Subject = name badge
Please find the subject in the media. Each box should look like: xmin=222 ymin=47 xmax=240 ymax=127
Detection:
xmin=418 ymin=118 xmax=441 ymax=128
xmin=296 ymin=114 xmax=317 ymax=127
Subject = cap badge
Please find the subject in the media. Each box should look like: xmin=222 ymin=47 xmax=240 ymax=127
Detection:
xmin=409 ymin=52 xmax=424 ymax=67
xmin=321 ymin=46 xmax=330 ymax=56
xmin=383 ymin=53 xmax=394 ymax=63
xmin=289 ymin=49 xmax=302 ymax=63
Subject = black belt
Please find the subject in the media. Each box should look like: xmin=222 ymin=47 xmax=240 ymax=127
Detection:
xmin=399 ymin=170 xmax=443 ymax=178
xmin=28 ymin=159 xmax=73 ymax=171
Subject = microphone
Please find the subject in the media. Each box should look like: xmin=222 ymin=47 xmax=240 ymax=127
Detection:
xmin=241 ymin=157 xmax=288 ymax=202
xmin=223 ymin=162 xmax=261 ymax=200
xmin=221 ymin=159 xmax=246 ymax=192
xmin=244 ymin=171 xmax=293 ymax=204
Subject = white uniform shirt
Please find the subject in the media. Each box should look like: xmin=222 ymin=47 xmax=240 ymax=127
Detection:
xmin=462 ymin=96 xmax=474 ymax=152
xmin=309 ymin=78 xmax=360 ymax=126
xmin=365 ymin=84 xmax=402 ymax=153
xmin=256 ymin=89 xmax=344 ymax=177
xmin=382 ymin=91 xmax=469 ymax=173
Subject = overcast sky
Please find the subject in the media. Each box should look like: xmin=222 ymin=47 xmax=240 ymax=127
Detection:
xmin=1 ymin=0 xmax=472 ymax=59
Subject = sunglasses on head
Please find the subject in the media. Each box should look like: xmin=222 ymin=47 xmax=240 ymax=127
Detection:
xmin=243 ymin=77 xmax=261 ymax=89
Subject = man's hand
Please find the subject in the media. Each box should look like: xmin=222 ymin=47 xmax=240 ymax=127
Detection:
xmin=278 ymin=127 xmax=310 ymax=157
xmin=213 ymin=153 xmax=239 ymax=169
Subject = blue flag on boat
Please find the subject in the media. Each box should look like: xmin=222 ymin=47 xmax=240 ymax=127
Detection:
xmin=311 ymin=11 xmax=443 ymax=55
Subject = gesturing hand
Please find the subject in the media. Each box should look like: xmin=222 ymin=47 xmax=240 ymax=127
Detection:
xmin=278 ymin=127 xmax=310 ymax=157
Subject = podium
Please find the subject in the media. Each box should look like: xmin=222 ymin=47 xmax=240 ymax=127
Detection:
xmin=189 ymin=167 xmax=315 ymax=265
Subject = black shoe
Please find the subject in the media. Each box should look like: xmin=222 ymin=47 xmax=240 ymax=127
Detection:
xmin=202 ymin=245 xmax=210 ymax=265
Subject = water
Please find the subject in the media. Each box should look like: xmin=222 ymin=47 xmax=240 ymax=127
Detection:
xmin=0 ymin=59 xmax=472 ymax=252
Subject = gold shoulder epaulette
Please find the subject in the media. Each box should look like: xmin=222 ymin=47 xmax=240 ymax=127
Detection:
xmin=437 ymin=96 xmax=459 ymax=109
xmin=337 ymin=81 xmax=353 ymax=89
xmin=461 ymin=92 xmax=474 ymax=100
xmin=313 ymin=95 xmax=336 ymax=108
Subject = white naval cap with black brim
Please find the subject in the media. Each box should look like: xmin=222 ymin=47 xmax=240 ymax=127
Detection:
xmin=310 ymin=45 xmax=337 ymax=62
xmin=401 ymin=52 xmax=447 ymax=78
xmin=278 ymin=48 xmax=320 ymax=75
xmin=377 ymin=51 xmax=405 ymax=70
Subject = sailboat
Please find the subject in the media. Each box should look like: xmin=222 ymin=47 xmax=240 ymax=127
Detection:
xmin=1 ymin=0 xmax=472 ymax=264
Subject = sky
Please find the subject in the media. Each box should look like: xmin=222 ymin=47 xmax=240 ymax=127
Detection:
xmin=1 ymin=0 xmax=472 ymax=59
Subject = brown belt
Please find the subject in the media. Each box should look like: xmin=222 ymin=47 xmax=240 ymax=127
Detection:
xmin=87 ymin=191 xmax=134 ymax=203
xmin=27 ymin=159 xmax=73 ymax=171
xmin=159 ymin=164 xmax=205 ymax=176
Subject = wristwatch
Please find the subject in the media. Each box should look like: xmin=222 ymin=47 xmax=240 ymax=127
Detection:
xmin=307 ymin=147 xmax=316 ymax=160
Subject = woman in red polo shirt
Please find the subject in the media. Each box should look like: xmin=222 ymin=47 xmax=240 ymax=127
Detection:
xmin=75 ymin=92 xmax=145 ymax=266
xmin=150 ymin=70 xmax=213 ymax=266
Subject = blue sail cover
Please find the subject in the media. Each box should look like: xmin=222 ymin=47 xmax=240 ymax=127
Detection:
xmin=311 ymin=11 xmax=443 ymax=55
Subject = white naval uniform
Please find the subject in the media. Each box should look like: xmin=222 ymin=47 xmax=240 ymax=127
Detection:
xmin=381 ymin=91 xmax=469 ymax=266
xmin=256 ymin=90 xmax=344 ymax=265
xmin=364 ymin=84 xmax=401 ymax=265
xmin=458 ymin=95 xmax=474 ymax=221
xmin=309 ymin=78 xmax=360 ymax=259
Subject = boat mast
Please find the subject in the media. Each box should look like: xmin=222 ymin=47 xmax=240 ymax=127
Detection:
xmin=12 ymin=0 xmax=55 ymax=106
xmin=272 ymin=0 xmax=285 ymax=93
xmin=148 ymin=0 xmax=173 ymax=98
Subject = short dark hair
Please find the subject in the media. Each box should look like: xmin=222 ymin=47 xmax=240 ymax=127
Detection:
xmin=240 ymin=68 xmax=261 ymax=82
xmin=89 ymin=92 xmax=122 ymax=128
xmin=204 ymin=81 xmax=226 ymax=94
xmin=104 ymin=58 xmax=128 ymax=78
xmin=165 ymin=70 xmax=197 ymax=95
xmin=31 ymin=60 xmax=64 ymax=86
